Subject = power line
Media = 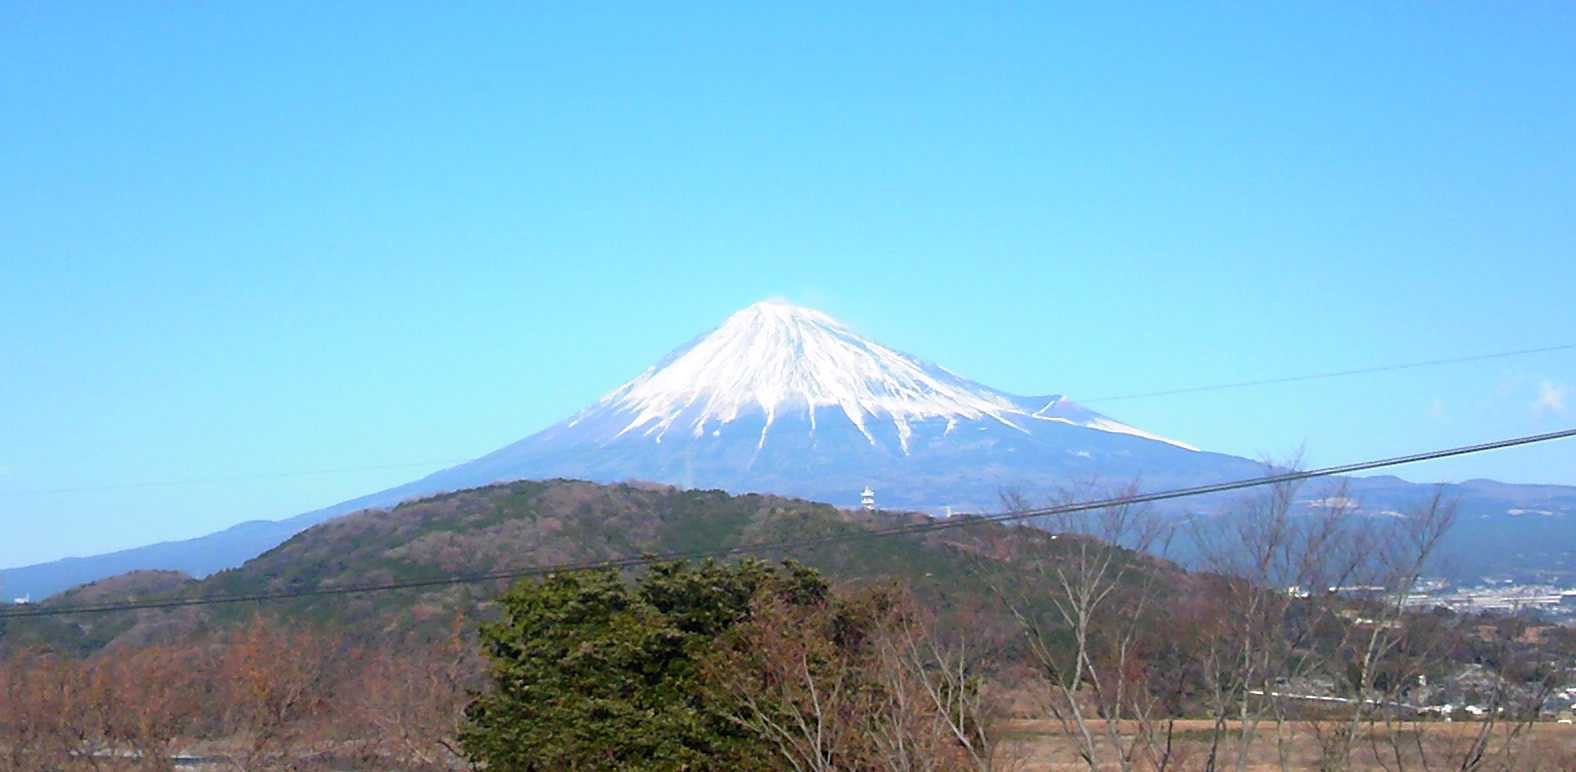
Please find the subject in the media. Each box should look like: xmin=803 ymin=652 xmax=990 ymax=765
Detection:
xmin=6 ymin=340 xmax=1563 ymax=497
xmin=4 ymin=426 xmax=1571 ymax=622
xmin=1081 ymin=343 xmax=1576 ymax=404
xmin=2 ymin=343 xmax=1567 ymax=498
xmin=0 ymin=459 xmax=466 ymax=498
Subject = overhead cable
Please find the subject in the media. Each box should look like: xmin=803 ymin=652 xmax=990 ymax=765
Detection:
xmin=3 ymin=343 xmax=1568 ymax=497
xmin=1082 ymin=343 xmax=1576 ymax=403
xmin=2 ymin=427 xmax=1571 ymax=621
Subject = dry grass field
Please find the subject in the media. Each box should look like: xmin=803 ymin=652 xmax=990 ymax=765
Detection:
xmin=993 ymin=718 xmax=1576 ymax=771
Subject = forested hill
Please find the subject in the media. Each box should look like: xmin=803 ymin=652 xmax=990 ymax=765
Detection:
xmin=3 ymin=478 xmax=1160 ymax=654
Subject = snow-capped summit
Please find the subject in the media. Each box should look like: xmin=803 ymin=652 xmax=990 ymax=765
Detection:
xmin=580 ymin=299 xmax=1194 ymax=452
xmin=593 ymin=299 xmax=1023 ymax=448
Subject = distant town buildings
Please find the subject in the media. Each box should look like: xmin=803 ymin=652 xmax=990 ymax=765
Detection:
xmin=1407 ymin=581 xmax=1576 ymax=622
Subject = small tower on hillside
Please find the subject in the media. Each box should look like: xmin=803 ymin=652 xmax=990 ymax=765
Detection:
xmin=860 ymin=487 xmax=876 ymax=511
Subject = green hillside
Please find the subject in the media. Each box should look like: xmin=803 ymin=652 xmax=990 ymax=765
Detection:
xmin=2 ymin=478 xmax=1160 ymax=654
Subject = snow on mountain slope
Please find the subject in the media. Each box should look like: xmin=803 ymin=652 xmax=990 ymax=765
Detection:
xmin=574 ymin=298 xmax=1195 ymax=452
xmin=1031 ymin=396 xmax=1200 ymax=451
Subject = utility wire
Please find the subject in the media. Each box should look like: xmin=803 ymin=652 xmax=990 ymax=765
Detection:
xmin=1 ymin=343 xmax=1567 ymax=498
xmin=1081 ymin=343 xmax=1576 ymax=404
xmin=3 ymin=427 xmax=1572 ymax=622
xmin=0 ymin=460 xmax=466 ymax=498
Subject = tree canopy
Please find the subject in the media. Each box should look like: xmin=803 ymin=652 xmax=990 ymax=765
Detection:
xmin=459 ymin=560 xmax=827 ymax=771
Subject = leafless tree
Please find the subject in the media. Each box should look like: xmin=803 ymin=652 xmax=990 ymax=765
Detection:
xmin=995 ymin=482 xmax=1175 ymax=772
xmin=213 ymin=615 xmax=344 ymax=772
xmin=105 ymin=643 xmax=203 ymax=772
xmin=0 ymin=648 xmax=58 ymax=771
xmin=712 ymin=593 xmax=866 ymax=772
xmin=870 ymin=609 xmax=1005 ymax=772
xmin=1188 ymin=470 xmax=1369 ymax=772
xmin=1371 ymin=614 xmax=1561 ymax=772
xmin=351 ymin=618 xmax=485 ymax=771
xmin=712 ymin=587 xmax=1005 ymax=772
xmin=1311 ymin=489 xmax=1457 ymax=771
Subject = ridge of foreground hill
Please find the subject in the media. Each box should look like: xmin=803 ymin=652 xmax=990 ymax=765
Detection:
xmin=3 ymin=478 xmax=1163 ymax=654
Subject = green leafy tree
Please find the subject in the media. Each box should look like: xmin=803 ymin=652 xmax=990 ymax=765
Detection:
xmin=460 ymin=560 xmax=823 ymax=771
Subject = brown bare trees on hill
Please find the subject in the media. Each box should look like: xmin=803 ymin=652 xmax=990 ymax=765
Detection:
xmin=0 ymin=616 xmax=484 ymax=771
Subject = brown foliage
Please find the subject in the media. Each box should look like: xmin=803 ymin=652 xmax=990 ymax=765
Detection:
xmin=0 ymin=643 xmax=199 ymax=771
xmin=346 ymin=618 xmax=485 ymax=770
xmin=0 ymin=616 xmax=483 ymax=771
xmin=710 ymin=588 xmax=1005 ymax=772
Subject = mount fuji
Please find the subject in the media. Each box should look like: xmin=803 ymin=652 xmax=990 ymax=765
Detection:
xmin=336 ymin=298 xmax=1262 ymax=514
xmin=6 ymin=300 xmax=1575 ymax=600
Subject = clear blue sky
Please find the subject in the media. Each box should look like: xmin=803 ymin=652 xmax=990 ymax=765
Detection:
xmin=2 ymin=2 xmax=1573 ymax=569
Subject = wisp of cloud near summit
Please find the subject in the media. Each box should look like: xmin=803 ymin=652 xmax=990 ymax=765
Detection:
xmin=1535 ymin=380 xmax=1571 ymax=415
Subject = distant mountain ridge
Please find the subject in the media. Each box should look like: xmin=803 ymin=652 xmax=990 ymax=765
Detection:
xmin=5 ymin=300 xmax=1574 ymax=600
